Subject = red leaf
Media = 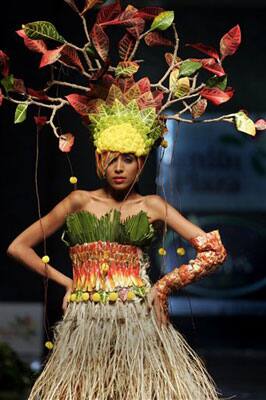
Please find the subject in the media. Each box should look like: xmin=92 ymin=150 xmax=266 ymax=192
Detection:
xmin=152 ymin=90 xmax=164 ymax=112
xmin=66 ymin=94 xmax=93 ymax=115
xmin=137 ymin=7 xmax=164 ymax=20
xmin=61 ymin=45 xmax=83 ymax=71
xmin=118 ymin=33 xmax=135 ymax=60
xmin=186 ymin=42 xmax=219 ymax=61
xmin=220 ymin=25 xmax=241 ymax=59
xmin=0 ymin=50 xmax=9 ymax=77
xmin=59 ymin=133 xmax=75 ymax=152
xmin=200 ymin=87 xmax=234 ymax=105
xmin=164 ymin=52 xmax=181 ymax=67
xmin=137 ymin=77 xmax=151 ymax=94
xmin=144 ymin=32 xmax=173 ymax=47
xmin=90 ymin=24 xmax=109 ymax=61
xmin=27 ymin=88 xmax=49 ymax=100
xmin=0 ymin=88 xmax=3 ymax=106
xmin=39 ymin=46 xmax=64 ymax=68
xmin=34 ymin=116 xmax=47 ymax=127
xmin=126 ymin=18 xmax=145 ymax=39
xmin=116 ymin=76 xmax=135 ymax=93
xmin=96 ymin=0 xmax=121 ymax=24
xmin=254 ymin=119 xmax=266 ymax=131
xmin=100 ymin=5 xmax=145 ymax=37
xmin=191 ymin=58 xmax=225 ymax=77
xmin=16 ymin=29 xmax=47 ymax=54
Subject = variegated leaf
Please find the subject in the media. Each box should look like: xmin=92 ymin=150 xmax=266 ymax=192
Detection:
xmin=235 ymin=111 xmax=256 ymax=136
xmin=174 ymin=77 xmax=190 ymax=98
xmin=115 ymin=61 xmax=139 ymax=77
xmin=16 ymin=29 xmax=47 ymax=54
xmin=23 ymin=21 xmax=66 ymax=43
xmin=191 ymin=99 xmax=208 ymax=118
xmin=118 ymin=33 xmax=135 ymax=60
xmin=90 ymin=24 xmax=109 ymax=61
xmin=14 ymin=103 xmax=28 ymax=124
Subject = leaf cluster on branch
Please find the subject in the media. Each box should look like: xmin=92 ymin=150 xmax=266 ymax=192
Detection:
xmin=0 ymin=0 xmax=265 ymax=153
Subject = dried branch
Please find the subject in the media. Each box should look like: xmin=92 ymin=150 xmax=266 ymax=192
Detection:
xmin=80 ymin=14 xmax=91 ymax=44
xmin=164 ymin=113 xmax=235 ymax=124
xmin=45 ymin=80 xmax=91 ymax=93
xmin=151 ymin=24 xmax=179 ymax=90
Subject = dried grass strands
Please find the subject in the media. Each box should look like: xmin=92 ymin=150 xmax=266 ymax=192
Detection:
xmin=28 ymin=300 xmax=222 ymax=400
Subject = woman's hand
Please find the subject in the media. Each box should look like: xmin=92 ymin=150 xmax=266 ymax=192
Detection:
xmin=62 ymin=286 xmax=73 ymax=313
xmin=147 ymin=285 xmax=169 ymax=328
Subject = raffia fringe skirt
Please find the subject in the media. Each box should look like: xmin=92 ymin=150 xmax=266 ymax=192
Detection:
xmin=28 ymin=299 xmax=222 ymax=400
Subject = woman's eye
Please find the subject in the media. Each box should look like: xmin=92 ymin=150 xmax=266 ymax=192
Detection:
xmin=124 ymin=157 xmax=133 ymax=163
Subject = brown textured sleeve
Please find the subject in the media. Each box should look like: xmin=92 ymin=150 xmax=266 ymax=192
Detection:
xmin=154 ymin=230 xmax=227 ymax=315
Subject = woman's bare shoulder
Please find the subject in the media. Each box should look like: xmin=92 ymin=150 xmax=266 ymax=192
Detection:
xmin=65 ymin=189 xmax=95 ymax=212
xmin=144 ymin=194 xmax=165 ymax=208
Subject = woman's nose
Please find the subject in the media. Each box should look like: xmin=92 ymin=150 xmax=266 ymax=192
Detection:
xmin=114 ymin=157 xmax=123 ymax=172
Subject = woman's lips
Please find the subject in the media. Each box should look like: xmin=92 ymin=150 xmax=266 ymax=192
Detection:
xmin=113 ymin=177 xmax=126 ymax=183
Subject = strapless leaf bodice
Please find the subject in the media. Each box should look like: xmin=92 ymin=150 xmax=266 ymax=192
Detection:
xmin=62 ymin=208 xmax=156 ymax=248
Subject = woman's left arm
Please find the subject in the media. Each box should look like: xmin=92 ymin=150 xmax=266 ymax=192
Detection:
xmin=146 ymin=195 xmax=227 ymax=326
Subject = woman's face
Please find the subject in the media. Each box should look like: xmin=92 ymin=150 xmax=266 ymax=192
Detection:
xmin=105 ymin=153 xmax=140 ymax=191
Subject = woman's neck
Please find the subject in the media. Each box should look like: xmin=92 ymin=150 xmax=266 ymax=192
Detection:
xmin=102 ymin=184 xmax=139 ymax=203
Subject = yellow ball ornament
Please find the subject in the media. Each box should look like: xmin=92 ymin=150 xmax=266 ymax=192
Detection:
xmin=82 ymin=292 xmax=90 ymax=301
xmin=69 ymin=176 xmax=78 ymax=184
xmin=109 ymin=292 xmax=118 ymax=301
xmin=70 ymin=293 xmax=77 ymax=302
xmin=158 ymin=247 xmax=167 ymax=256
xmin=45 ymin=341 xmax=54 ymax=350
xmin=92 ymin=292 xmax=101 ymax=302
xmin=176 ymin=247 xmax=186 ymax=256
xmin=42 ymin=255 xmax=50 ymax=264
xmin=127 ymin=291 xmax=135 ymax=301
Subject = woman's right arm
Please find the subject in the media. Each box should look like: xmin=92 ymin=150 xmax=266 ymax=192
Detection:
xmin=6 ymin=190 xmax=85 ymax=290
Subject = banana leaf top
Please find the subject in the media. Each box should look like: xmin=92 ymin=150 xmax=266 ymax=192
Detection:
xmin=62 ymin=208 xmax=156 ymax=248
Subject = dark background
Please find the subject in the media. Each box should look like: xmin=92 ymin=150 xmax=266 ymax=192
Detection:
xmin=0 ymin=1 xmax=266 ymax=398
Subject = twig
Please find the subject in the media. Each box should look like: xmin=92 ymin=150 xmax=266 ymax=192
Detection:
xmin=80 ymin=14 xmax=91 ymax=44
xmin=151 ymin=24 xmax=179 ymax=89
xmin=45 ymin=80 xmax=91 ymax=93
xmin=164 ymin=113 xmax=235 ymax=124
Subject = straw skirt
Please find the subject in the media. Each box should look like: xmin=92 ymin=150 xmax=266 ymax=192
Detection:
xmin=28 ymin=298 xmax=222 ymax=400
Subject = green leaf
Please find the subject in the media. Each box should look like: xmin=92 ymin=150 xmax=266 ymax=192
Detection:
xmin=206 ymin=75 xmax=228 ymax=90
xmin=14 ymin=103 xmax=28 ymax=124
xmin=179 ymin=60 xmax=202 ymax=77
xmin=150 ymin=11 xmax=174 ymax=31
xmin=115 ymin=61 xmax=139 ymax=78
xmin=234 ymin=111 xmax=256 ymax=136
xmin=1 ymin=74 xmax=14 ymax=93
xmin=23 ymin=21 xmax=65 ymax=43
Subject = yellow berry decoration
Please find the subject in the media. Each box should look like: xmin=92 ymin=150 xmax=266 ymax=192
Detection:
xmin=161 ymin=139 xmax=168 ymax=148
xmin=70 ymin=293 xmax=77 ymax=302
xmin=109 ymin=292 xmax=118 ymax=301
xmin=82 ymin=292 xmax=90 ymax=301
xmin=45 ymin=341 xmax=54 ymax=350
xmin=158 ymin=247 xmax=167 ymax=256
xmin=42 ymin=255 xmax=50 ymax=264
xmin=176 ymin=247 xmax=186 ymax=256
xmin=69 ymin=176 xmax=77 ymax=184
xmin=91 ymin=292 xmax=101 ymax=302
xmin=127 ymin=291 xmax=135 ymax=301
